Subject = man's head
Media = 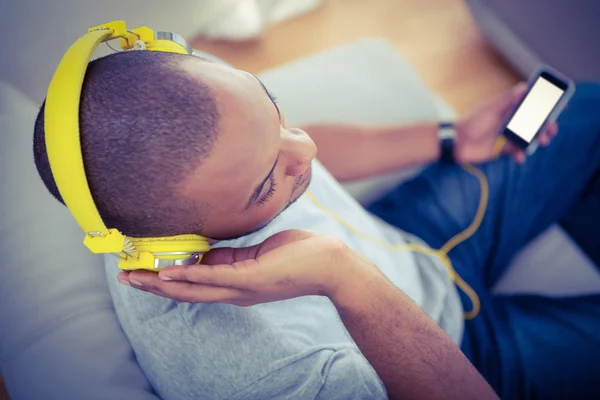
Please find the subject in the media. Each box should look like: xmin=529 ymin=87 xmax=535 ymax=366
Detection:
xmin=33 ymin=50 xmax=316 ymax=239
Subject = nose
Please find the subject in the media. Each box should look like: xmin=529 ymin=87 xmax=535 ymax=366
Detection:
xmin=281 ymin=128 xmax=317 ymax=176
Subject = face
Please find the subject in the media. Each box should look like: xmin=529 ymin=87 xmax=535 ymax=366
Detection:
xmin=179 ymin=58 xmax=317 ymax=240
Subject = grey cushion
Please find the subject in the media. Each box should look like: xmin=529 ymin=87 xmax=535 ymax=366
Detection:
xmin=0 ymin=82 xmax=158 ymax=399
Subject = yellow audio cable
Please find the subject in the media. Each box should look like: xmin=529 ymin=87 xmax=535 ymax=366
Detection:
xmin=306 ymin=136 xmax=507 ymax=320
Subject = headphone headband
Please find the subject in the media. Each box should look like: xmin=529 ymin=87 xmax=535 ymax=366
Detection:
xmin=44 ymin=21 xmax=210 ymax=271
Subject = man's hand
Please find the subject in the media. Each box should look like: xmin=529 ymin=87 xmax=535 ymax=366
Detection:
xmin=455 ymin=82 xmax=559 ymax=164
xmin=117 ymin=230 xmax=378 ymax=305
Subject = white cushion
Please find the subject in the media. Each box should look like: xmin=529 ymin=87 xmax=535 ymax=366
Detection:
xmin=493 ymin=225 xmax=600 ymax=295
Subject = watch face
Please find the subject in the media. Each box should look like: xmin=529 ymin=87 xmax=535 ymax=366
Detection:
xmin=438 ymin=123 xmax=457 ymax=140
xmin=439 ymin=128 xmax=456 ymax=140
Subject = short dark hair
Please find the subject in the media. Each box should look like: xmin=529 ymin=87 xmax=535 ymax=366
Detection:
xmin=33 ymin=50 xmax=220 ymax=237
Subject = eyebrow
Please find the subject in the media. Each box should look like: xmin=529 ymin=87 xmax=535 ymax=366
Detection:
xmin=251 ymin=74 xmax=282 ymax=122
xmin=244 ymin=156 xmax=279 ymax=211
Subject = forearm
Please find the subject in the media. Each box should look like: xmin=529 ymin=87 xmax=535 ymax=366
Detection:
xmin=328 ymin=252 xmax=498 ymax=400
xmin=303 ymin=123 xmax=440 ymax=181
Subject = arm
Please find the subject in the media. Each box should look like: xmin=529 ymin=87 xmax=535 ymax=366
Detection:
xmin=329 ymin=249 xmax=498 ymax=400
xmin=302 ymin=82 xmax=560 ymax=180
xmin=120 ymin=231 xmax=498 ymax=400
xmin=303 ymin=122 xmax=440 ymax=181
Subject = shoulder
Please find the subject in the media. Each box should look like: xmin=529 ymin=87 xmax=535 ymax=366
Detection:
xmin=104 ymin=257 xmax=385 ymax=399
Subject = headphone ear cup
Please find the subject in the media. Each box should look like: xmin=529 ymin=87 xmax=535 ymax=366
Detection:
xmin=116 ymin=251 xmax=204 ymax=271
xmin=116 ymin=234 xmax=210 ymax=271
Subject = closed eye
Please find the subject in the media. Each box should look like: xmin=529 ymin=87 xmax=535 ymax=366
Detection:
xmin=256 ymin=175 xmax=277 ymax=207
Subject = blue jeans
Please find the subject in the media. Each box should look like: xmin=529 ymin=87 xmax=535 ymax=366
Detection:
xmin=368 ymin=83 xmax=600 ymax=399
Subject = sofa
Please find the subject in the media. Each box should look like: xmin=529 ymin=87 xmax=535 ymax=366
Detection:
xmin=2 ymin=36 xmax=600 ymax=399
xmin=467 ymin=0 xmax=600 ymax=81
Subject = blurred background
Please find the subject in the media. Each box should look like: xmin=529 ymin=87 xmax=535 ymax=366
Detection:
xmin=1 ymin=0 xmax=599 ymax=398
xmin=1 ymin=0 xmax=599 ymax=115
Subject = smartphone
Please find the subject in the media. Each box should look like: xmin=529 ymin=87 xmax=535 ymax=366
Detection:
xmin=502 ymin=66 xmax=575 ymax=152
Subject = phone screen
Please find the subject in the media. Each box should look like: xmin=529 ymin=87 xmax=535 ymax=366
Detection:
xmin=506 ymin=76 xmax=565 ymax=143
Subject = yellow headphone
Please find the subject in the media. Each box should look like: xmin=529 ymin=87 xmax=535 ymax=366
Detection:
xmin=44 ymin=20 xmax=210 ymax=271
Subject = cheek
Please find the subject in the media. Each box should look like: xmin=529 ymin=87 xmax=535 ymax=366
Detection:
xmin=250 ymin=181 xmax=293 ymax=225
xmin=203 ymin=179 xmax=294 ymax=239
xmin=244 ymin=176 xmax=297 ymax=230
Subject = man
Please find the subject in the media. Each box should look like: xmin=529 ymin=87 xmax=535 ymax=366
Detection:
xmin=33 ymin=50 xmax=600 ymax=399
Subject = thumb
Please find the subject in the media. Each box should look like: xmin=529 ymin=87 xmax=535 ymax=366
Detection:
xmin=508 ymin=82 xmax=528 ymax=102
xmin=502 ymin=138 xmax=527 ymax=164
xmin=201 ymin=247 xmax=249 ymax=266
xmin=253 ymin=229 xmax=315 ymax=256
xmin=498 ymin=82 xmax=528 ymax=116
xmin=202 ymin=230 xmax=315 ymax=265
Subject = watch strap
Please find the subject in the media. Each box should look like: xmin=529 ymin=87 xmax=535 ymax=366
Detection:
xmin=438 ymin=122 xmax=456 ymax=163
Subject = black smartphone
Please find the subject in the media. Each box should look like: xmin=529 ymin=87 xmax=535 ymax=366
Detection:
xmin=502 ymin=66 xmax=575 ymax=151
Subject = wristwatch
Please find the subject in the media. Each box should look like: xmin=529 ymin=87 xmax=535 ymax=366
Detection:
xmin=438 ymin=122 xmax=457 ymax=163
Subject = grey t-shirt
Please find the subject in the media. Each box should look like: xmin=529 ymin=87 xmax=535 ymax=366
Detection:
xmin=105 ymin=160 xmax=463 ymax=399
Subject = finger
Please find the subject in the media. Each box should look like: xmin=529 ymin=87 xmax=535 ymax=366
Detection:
xmin=538 ymin=133 xmax=550 ymax=146
xmin=511 ymin=82 xmax=528 ymax=99
xmin=514 ymin=151 xmax=526 ymax=164
xmin=538 ymin=122 xmax=559 ymax=146
xmin=159 ymin=282 xmax=244 ymax=303
xmin=117 ymin=271 xmax=131 ymax=286
xmin=497 ymin=81 xmax=527 ymax=103
xmin=116 ymin=271 xmax=173 ymax=298
xmin=202 ymin=229 xmax=314 ymax=265
xmin=548 ymin=121 xmax=559 ymax=136
xmin=504 ymin=82 xmax=528 ymax=105
xmin=130 ymin=272 xmax=245 ymax=303
xmin=498 ymin=82 xmax=528 ymax=118
xmin=501 ymin=138 xmax=519 ymax=154
xmin=126 ymin=270 xmax=163 ymax=287
xmin=159 ymin=260 xmax=258 ymax=289
xmin=502 ymin=140 xmax=527 ymax=163
xmin=253 ymin=229 xmax=315 ymax=256
xmin=202 ymin=247 xmax=246 ymax=266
